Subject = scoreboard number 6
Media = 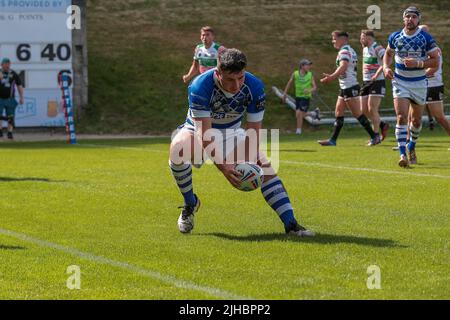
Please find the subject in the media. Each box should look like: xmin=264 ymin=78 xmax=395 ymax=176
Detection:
xmin=17 ymin=44 xmax=31 ymax=61
xmin=16 ymin=43 xmax=72 ymax=62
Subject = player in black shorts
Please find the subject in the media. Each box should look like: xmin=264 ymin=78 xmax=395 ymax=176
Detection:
xmin=359 ymin=30 xmax=389 ymax=145
xmin=319 ymin=31 xmax=377 ymax=146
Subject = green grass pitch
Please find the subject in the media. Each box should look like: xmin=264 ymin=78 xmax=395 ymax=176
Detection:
xmin=0 ymin=128 xmax=449 ymax=299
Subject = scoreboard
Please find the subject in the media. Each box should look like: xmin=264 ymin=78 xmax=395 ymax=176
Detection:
xmin=0 ymin=0 xmax=72 ymax=127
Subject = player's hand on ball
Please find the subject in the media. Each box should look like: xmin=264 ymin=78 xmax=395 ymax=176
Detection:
xmin=217 ymin=163 xmax=243 ymax=188
xmin=383 ymin=67 xmax=394 ymax=80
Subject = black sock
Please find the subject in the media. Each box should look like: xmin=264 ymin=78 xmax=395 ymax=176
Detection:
xmin=380 ymin=121 xmax=385 ymax=131
xmin=331 ymin=117 xmax=344 ymax=141
xmin=357 ymin=114 xmax=376 ymax=139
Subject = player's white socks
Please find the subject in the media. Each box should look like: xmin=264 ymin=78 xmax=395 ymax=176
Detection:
xmin=408 ymin=124 xmax=422 ymax=150
xmin=296 ymin=128 xmax=302 ymax=135
xmin=169 ymin=161 xmax=196 ymax=206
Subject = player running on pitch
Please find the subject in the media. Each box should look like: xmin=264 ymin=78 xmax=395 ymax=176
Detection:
xmin=383 ymin=7 xmax=439 ymax=167
xmin=359 ymin=30 xmax=389 ymax=143
xmin=282 ymin=58 xmax=319 ymax=135
xmin=170 ymin=48 xmax=315 ymax=237
xmin=319 ymin=31 xmax=378 ymax=146
xmin=182 ymin=26 xmax=226 ymax=83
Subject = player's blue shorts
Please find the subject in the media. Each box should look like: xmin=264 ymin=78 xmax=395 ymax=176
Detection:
xmin=0 ymin=98 xmax=18 ymax=117
xmin=295 ymin=97 xmax=310 ymax=112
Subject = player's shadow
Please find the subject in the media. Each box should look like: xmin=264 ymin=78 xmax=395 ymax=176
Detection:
xmin=202 ymin=232 xmax=405 ymax=248
xmin=0 ymin=245 xmax=26 ymax=250
xmin=0 ymin=177 xmax=67 ymax=183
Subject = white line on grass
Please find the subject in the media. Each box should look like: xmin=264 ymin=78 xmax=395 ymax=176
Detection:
xmin=0 ymin=228 xmax=252 ymax=300
xmin=78 ymin=143 xmax=450 ymax=179
xmin=281 ymin=160 xmax=450 ymax=179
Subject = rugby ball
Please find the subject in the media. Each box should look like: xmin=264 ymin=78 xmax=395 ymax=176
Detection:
xmin=235 ymin=163 xmax=264 ymax=192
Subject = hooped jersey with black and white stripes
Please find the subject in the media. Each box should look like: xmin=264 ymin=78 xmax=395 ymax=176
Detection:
xmin=362 ymin=42 xmax=386 ymax=81
xmin=336 ymin=44 xmax=358 ymax=89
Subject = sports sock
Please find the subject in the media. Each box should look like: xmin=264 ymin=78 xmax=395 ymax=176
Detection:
xmin=395 ymin=125 xmax=408 ymax=156
xmin=331 ymin=116 xmax=344 ymax=141
xmin=357 ymin=114 xmax=376 ymax=139
xmin=408 ymin=124 xmax=422 ymax=150
xmin=169 ymin=161 xmax=196 ymax=206
xmin=261 ymin=176 xmax=298 ymax=229
xmin=380 ymin=121 xmax=386 ymax=131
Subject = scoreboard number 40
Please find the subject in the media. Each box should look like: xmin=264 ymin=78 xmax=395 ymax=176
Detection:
xmin=16 ymin=43 xmax=72 ymax=62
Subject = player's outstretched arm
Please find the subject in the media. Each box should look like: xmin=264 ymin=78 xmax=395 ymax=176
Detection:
xmin=183 ymin=60 xmax=200 ymax=84
xmin=321 ymin=60 xmax=348 ymax=84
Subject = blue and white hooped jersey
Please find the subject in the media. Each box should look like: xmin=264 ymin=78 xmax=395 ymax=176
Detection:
xmin=388 ymin=28 xmax=438 ymax=83
xmin=185 ymin=68 xmax=265 ymax=130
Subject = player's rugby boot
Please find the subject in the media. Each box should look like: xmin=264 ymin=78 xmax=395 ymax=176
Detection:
xmin=367 ymin=134 xmax=381 ymax=146
xmin=407 ymin=145 xmax=417 ymax=165
xmin=177 ymin=195 xmax=201 ymax=233
xmin=398 ymin=155 xmax=409 ymax=168
xmin=285 ymin=222 xmax=315 ymax=237
xmin=381 ymin=122 xmax=390 ymax=141
xmin=317 ymin=139 xmax=336 ymax=146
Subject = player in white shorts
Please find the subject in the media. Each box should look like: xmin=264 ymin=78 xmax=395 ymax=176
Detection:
xmin=360 ymin=30 xmax=389 ymax=144
xmin=383 ymin=7 xmax=440 ymax=167
xmin=170 ymin=49 xmax=315 ymax=237
xmin=182 ymin=26 xmax=226 ymax=83
xmin=319 ymin=30 xmax=377 ymax=146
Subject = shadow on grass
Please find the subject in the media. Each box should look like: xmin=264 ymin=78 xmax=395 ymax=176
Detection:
xmin=278 ymin=149 xmax=317 ymax=153
xmin=0 ymin=177 xmax=67 ymax=183
xmin=0 ymin=245 xmax=26 ymax=250
xmin=198 ymin=232 xmax=406 ymax=248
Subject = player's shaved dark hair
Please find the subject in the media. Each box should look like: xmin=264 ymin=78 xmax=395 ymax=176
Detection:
xmin=332 ymin=30 xmax=349 ymax=38
xmin=201 ymin=26 xmax=214 ymax=34
xmin=218 ymin=48 xmax=247 ymax=73
xmin=361 ymin=30 xmax=375 ymax=38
